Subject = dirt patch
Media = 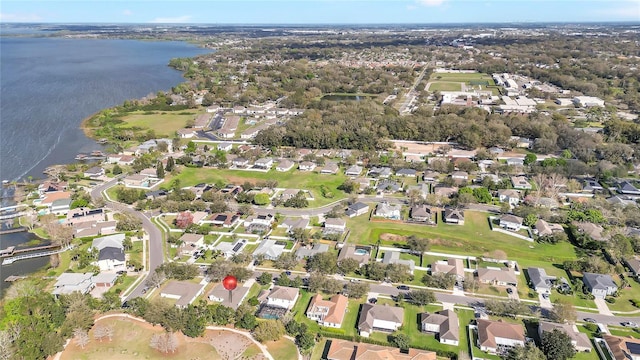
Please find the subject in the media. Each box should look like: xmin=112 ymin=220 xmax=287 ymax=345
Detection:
xmin=429 ymin=238 xmax=465 ymax=248
xmin=380 ymin=233 xmax=407 ymax=242
xmin=205 ymin=329 xmax=259 ymax=360
xmin=391 ymin=141 xmax=445 ymax=155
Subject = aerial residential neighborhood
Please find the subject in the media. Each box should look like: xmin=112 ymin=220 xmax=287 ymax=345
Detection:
xmin=2 ymin=17 xmax=640 ymax=360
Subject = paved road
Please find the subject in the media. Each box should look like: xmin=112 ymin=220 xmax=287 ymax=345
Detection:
xmin=90 ymin=178 xmax=164 ymax=301
xmin=252 ymin=195 xmax=408 ymax=217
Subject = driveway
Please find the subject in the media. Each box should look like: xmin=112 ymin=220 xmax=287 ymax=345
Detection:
xmin=538 ymin=293 xmax=552 ymax=309
xmin=594 ymin=298 xmax=614 ymax=316
xmin=507 ymin=286 xmax=520 ymax=301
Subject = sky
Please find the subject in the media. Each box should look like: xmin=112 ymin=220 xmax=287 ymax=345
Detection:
xmin=1 ymin=0 xmax=639 ymax=24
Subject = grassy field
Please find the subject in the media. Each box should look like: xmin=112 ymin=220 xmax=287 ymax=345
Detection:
xmin=60 ymin=317 xmax=221 ymax=360
xmin=264 ymin=338 xmax=298 ymax=360
xmin=608 ymin=279 xmax=640 ymax=312
xmin=169 ymin=167 xmax=349 ymax=207
xmin=346 ymin=210 xmax=580 ymax=268
xmin=119 ymin=109 xmax=201 ymax=137
xmin=429 ymin=72 xmax=493 ymax=82
xmin=428 ymin=82 xmax=462 ymax=91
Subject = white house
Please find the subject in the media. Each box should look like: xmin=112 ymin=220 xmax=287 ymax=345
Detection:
xmin=91 ymin=234 xmax=126 ymax=272
xmin=583 ymin=272 xmax=618 ymax=299
xmin=217 ymin=143 xmax=233 ymax=152
xmin=276 ymin=159 xmax=295 ymax=172
xmin=375 ymin=202 xmax=401 ymax=220
xmin=177 ymin=128 xmax=196 ymax=138
xmin=511 ymin=176 xmax=532 ymax=190
xmin=266 ymin=286 xmax=300 ymax=310
xmin=298 ymin=161 xmax=316 ymax=171
xmin=421 ymin=310 xmax=460 ymax=346
xmin=254 ymin=158 xmax=274 ymax=169
xmin=324 ymin=218 xmax=346 ymax=233
xmin=497 ymin=189 xmax=521 ymax=207
xmin=499 ymin=214 xmax=523 ymax=231
xmin=306 ymin=294 xmax=349 ymax=328
xmin=84 ymin=167 xmax=105 ymax=178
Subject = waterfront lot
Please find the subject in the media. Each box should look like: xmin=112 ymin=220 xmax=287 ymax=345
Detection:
xmin=118 ymin=109 xmax=201 ymax=138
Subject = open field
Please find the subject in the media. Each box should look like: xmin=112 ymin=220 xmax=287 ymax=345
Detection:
xmin=118 ymin=110 xmax=201 ymax=137
xmin=169 ymin=167 xmax=349 ymax=207
xmin=346 ymin=210 xmax=580 ymax=269
xmin=429 ymin=72 xmax=493 ymax=82
xmin=427 ymin=82 xmax=462 ymax=91
xmin=264 ymin=338 xmax=298 ymax=360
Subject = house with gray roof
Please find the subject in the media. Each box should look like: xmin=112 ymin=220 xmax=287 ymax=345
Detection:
xmin=527 ymin=267 xmax=556 ymax=294
xmin=338 ymin=245 xmax=371 ymax=267
xmin=358 ymin=304 xmax=404 ymax=337
xmin=421 ymin=310 xmax=459 ymax=346
xmin=253 ymin=239 xmax=286 ymax=260
xmin=499 ymin=214 xmax=523 ymax=231
xmin=539 ymin=321 xmax=592 ymax=352
xmin=410 ymin=205 xmax=434 ymax=223
xmin=320 ymin=162 xmax=339 ymax=174
xmin=375 ymin=202 xmax=401 ymax=219
xmin=376 ymin=179 xmax=401 ymax=193
xmin=407 ymin=183 xmax=430 ymax=199
xmin=345 ymin=165 xmax=363 ymax=177
xmin=52 ymin=273 xmax=94 ymax=296
xmin=295 ymin=243 xmax=329 ymax=260
xmin=583 ymin=272 xmax=618 ymax=299
xmin=346 ymin=202 xmax=369 ymax=217
xmin=382 ymin=251 xmax=415 ymax=274
xmin=618 ymin=181 xmax=640 ymax=196
xmin=208 ymin=283 xmax=251 ymax=310
xmin=161 ymin=280 xmax=205 ymax=308
xmin=396 ymin=168 xmax=417 ymax=177
xmin=368 ymin=167 xmax=392 ymax=178
xmin=624 ymin=258 xmax=640 ymax=278
xmin=497 ymin=189 xmax=521 ymax=207
xmin=443 ymin=208 xmax=465 ymax=225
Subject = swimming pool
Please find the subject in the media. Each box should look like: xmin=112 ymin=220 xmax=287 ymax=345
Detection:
xmin=354 ymin=249 xmax=368 ymax=256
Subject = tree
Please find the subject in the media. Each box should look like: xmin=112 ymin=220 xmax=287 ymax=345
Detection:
xmin=421 ymin=273 xmax=456 ymax=289
xmin=407 ymin=289 xmax=435 ymax=305
xmin=306 ymin=252 xmax=338 ymax=274
xmin=149 ymin=332 xmax=178 ymax=354
xmin=296 ymin=331 xmax=315 ymax=353
xmin=274 ymin=252 xmax=298 ymax=270
xmin=344 ymin=282 xmax=370 ymax=298
xmin=338 ymin=258 xmax=360 ymax=275
xmin=253 ymin=320 xmax=285 ymax=342
xmin=175 ymin=211 xmax=194 ymax=229
xmin=112 ymin=164 xmax=123 ymax=175
xmin=236 ymin=312 xmax=257 ymax=330
xmin=115 ymin=212 xmax=142 ymax=231
xmin=257 ymin=272 xmax=273 ymax=285
xmin=524 ymin=153 xmax=538 ymax=165
xmin=549 ymin=299 xmax=577 ymax=323
xmin=156 ymin=161 xmax=165 ymax=178
xmin=165 ymin=156 xmax=175 ymax=172
xmin=93 ymin=324 xmax=115 ymax=342
xmin=523 ymin=213 xmax=538 ymax=228
xmin=365 ymin=262 xmax=387 ymax=281
xmin=502 ymin=343 xmax=546 ymax=360
xmin=389 ymin=333 xmax=410 ymax=350
xmin=540 ymin=329 xmax=576 ymax=360
xmin=73 ymin=328 xmax=90 ymax=349
xmin=253 ymin=193 xmax=271 ymax=205
xmin=386 ymin=263 xmax=412 ymax=283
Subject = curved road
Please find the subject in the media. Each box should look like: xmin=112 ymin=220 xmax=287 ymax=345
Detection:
xmin=90 ymin=178 xmax=163 ymax=301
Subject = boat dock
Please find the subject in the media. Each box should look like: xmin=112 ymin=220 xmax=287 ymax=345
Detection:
xmin=2 ymin=245 xmax=73 ymax=265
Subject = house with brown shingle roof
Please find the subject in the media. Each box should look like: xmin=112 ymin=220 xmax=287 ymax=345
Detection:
xmin=326 ymin=339 xmax=436 ymax=360
xmin=266 ymin=286 xmax=299 ymax=310
xmin=602 ymin=334 xmax=640 ymax=360
xmin=538 ymin=321 xmax=592 ymax=352
xmin=477 ymin=267 xmax=518 ymax=287
xmin=358 ymin=303 xmax=404 ymax=337
xmin=306 ymin=294 xmax=349 ymax=328
xmin=476 ymin=319 xmax=525 ymax=354
xmin=431 ymin=258 xmax=465 ymax=280
xmin=420 ymin=309 xmax=460 ymax=346
xmin=160 ymin=281 xmax=205 ymax=308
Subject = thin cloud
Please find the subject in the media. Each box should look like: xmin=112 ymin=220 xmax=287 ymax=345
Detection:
xmin=416 ymin=0 xmax=448 ymax=6
xmin=0 ymin=12 xmax=43 ymax=22
xmin=150 ymin=15 xmax=192 ymax=23
xmin=123 ymin=9 xmax=133 ymax=16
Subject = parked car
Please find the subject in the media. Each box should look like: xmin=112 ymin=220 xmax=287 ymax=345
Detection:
xmin=621 ymin=321 xmax=638 ymax=328
xmin=506 ymin=288 xmax=513 ymax=294
xmin=368 ymin=298 xmax=378 ymax=304
xmin=397 ymin=285 xmax=410 ymax=291
xmin=542 ymin=293 xmax=550 ymax=299
xmin=584 ymin=318 xmax=597 ymax=323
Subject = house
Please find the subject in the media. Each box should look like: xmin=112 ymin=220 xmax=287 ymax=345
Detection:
xmin=66 ymin=208 xmax=105 ymax=225
xmin=434 ymin=186 xmax=458 ymax=198
xmin=38 ymin=191 xmax=72 ymax=208
xmin=534 ymin=219 xmax=564 ymax=237
xmin=217 ymin=142 xmax=233 ymax=152
xmin=202 ymin=213 xmax=240 ymax=228
xmin=376 ymin=179 xmax=402 ymax=193
xmin=346 ymin=202 xmax=369 ymax=218
xmin=217 ymin=128 xmax=235 ymax=139
xmin=266 ymin=286 xmax=299 ymax=310
xmin=324 ymin=218 xmax=346 ymax=233
xmin=193 ymin=113 xmax=211 ymax=128
xmin=407 ymin=183 xmax=430 ymax=199
xmin=276 ymin=159 xmax=295 ymax=172
xmin=279 ymin=217 xmax=310 ymax=232
xmin=214 ymin=238 xmax=247 ymax=259
xmin=73 ymin=220 xmax=117 ymax=238
xmin=84 ymin=166 xmax=105 ymax=178
xmin=122 ymin=174 xmax=149 ymax=188
xmin=368 ymin=167 xmax=392 ymax=178
xmin=306 ymin=294 xmax=349 ymax=328
xmin=37 ymin=180 xmax=68 ymax=195
xmin=511 ymin=176 xmax=532 ymax=190
xmin=116 ymin=155 xmax=135 ymax=165
xmin=573 ymin=222 xmax=606 ymax=242
xmin=527 ymin=267 xmax=556 ymax=294
xmin=52 ymin=272 xmax=94 ymax=296
xmin=607 ymin=195 xmax=637 ymax=207
xmin=499 ymin=214 xmax=523 ymax=231
xmin=253 ymin=239 xmax=286 ymax=260
xmin=411 ymin=205 xmax=434 ymax=223
xmin=160 ymin=280 xmax=205 ymax=308
xmin=443 ymin=208 xmax=465 ymax=225
xmin=489 ymin=147 xmax=505 ymax=156
xmin=49 ymin=198 xmax=71 ymax=215
xmin=506 ymin=158 xmax=524 ymax=167
xmin=254 ymin=157 xmax=274 ymax=169
xmin=451 ymin=171 xmax=468 ymax=181
xmin=91 ymin=237 xmax=125 ymax=271
xmin=280 ymin=188 xmax=301 ymax=201
xmin=602 ymin=334 xmax=640 ymax=360
xmin=420 ymin=310 xmax=460 ymax=346
xmin=178 ymin=233 xmax=204 ymax=256
xmin=177 ymin=128 xmax=195 ymax=138
xmin=476 ymin=319 xmax=525 ymax=354
xmin=325 ymin=339 xmax=436 ymax=360
xmin=244 ymin=213 xmax=274 ymax=230
xmin=423 ymin=171 xmax=440 ymax=182
xmin=582 ymin=272 xmax=618 ymax=299
xmin=358 ymin=303 xmax=404 ymax=337
xmin=375 ymin=202 xmax=401 ymax=220
xmin=345 ymin=165 xmax=363 ymax=177
xmin=353 ymin=177 xmax=371 ymax=191
xmin=337 ymin=245 xmax=371 ymax=267
xmin=320 ymin=162 xmax=339 ymax=174
xmin=431 ymin=258 xmax=465 ymax=280
xmin=477 ymin=267 xmax=518 ymax=286
xmin=573 ymin=96 xmax=605 ymax=108
xmin=92 ymin=273 xmax=119 ymax=288
xmin=497 ymin=189 xmax=521 ymax=207
xmin=624 ymin=258 xmax=640 ymax=278
xmin=295 ymin=243 xmax=329 ymax=260
xmin=537 ymin=197 xmax=560 ymax=209
xmin=538 ymin=321 xmax=592 ymax=352
xmin=382 ymin=251 xmax=415 ymax=273
xmin=233 ymin=158 xmax=249 ymax=168
xmin=207 ymin=283 xmax=250 ymax=310
xmin=397 ymin=168 xmax=417 ymax=177
xmin=298 ymin=161 xmax=316 ymax=171
xmin=618 ymin=181 xmax=640 ymax=196
xmin=582 ymin=179 xmax=604 ymax=193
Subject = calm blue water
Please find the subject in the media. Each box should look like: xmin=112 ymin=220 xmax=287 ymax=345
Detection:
xmin=0 ymin=37 xmax=210 ymax=181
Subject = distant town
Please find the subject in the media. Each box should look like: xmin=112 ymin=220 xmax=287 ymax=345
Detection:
xmin=1 ymin=22 xmax=640 ymax=360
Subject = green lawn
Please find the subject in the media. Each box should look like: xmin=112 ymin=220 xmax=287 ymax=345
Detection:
xmin=346 ymin=210 xmax=580 ymax=268
xmin=310 ymin=338 xmax=328 ymax=360
xmin=429 ymin=72 xmax=493 ymax=82
xmin=609 ymin=278 xmax=640 ymax=312
xmin=170 ymin=167 xmax=349 ymax=207
xmin=107 ymin=275 xmax=138 ymax=296
xmin=127 ymin=241 xmax=143 ymax=268
xmin=264 ymin=338 xmax=298 ymax=360
xmin=119 ymin=109 xmax=201 ymax=137
xmin=428 ymin=82 xmax=462 ymax=91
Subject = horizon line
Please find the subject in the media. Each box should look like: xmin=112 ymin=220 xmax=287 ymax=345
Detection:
xmin=2 ymin=21 xmax=640 ymax=26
